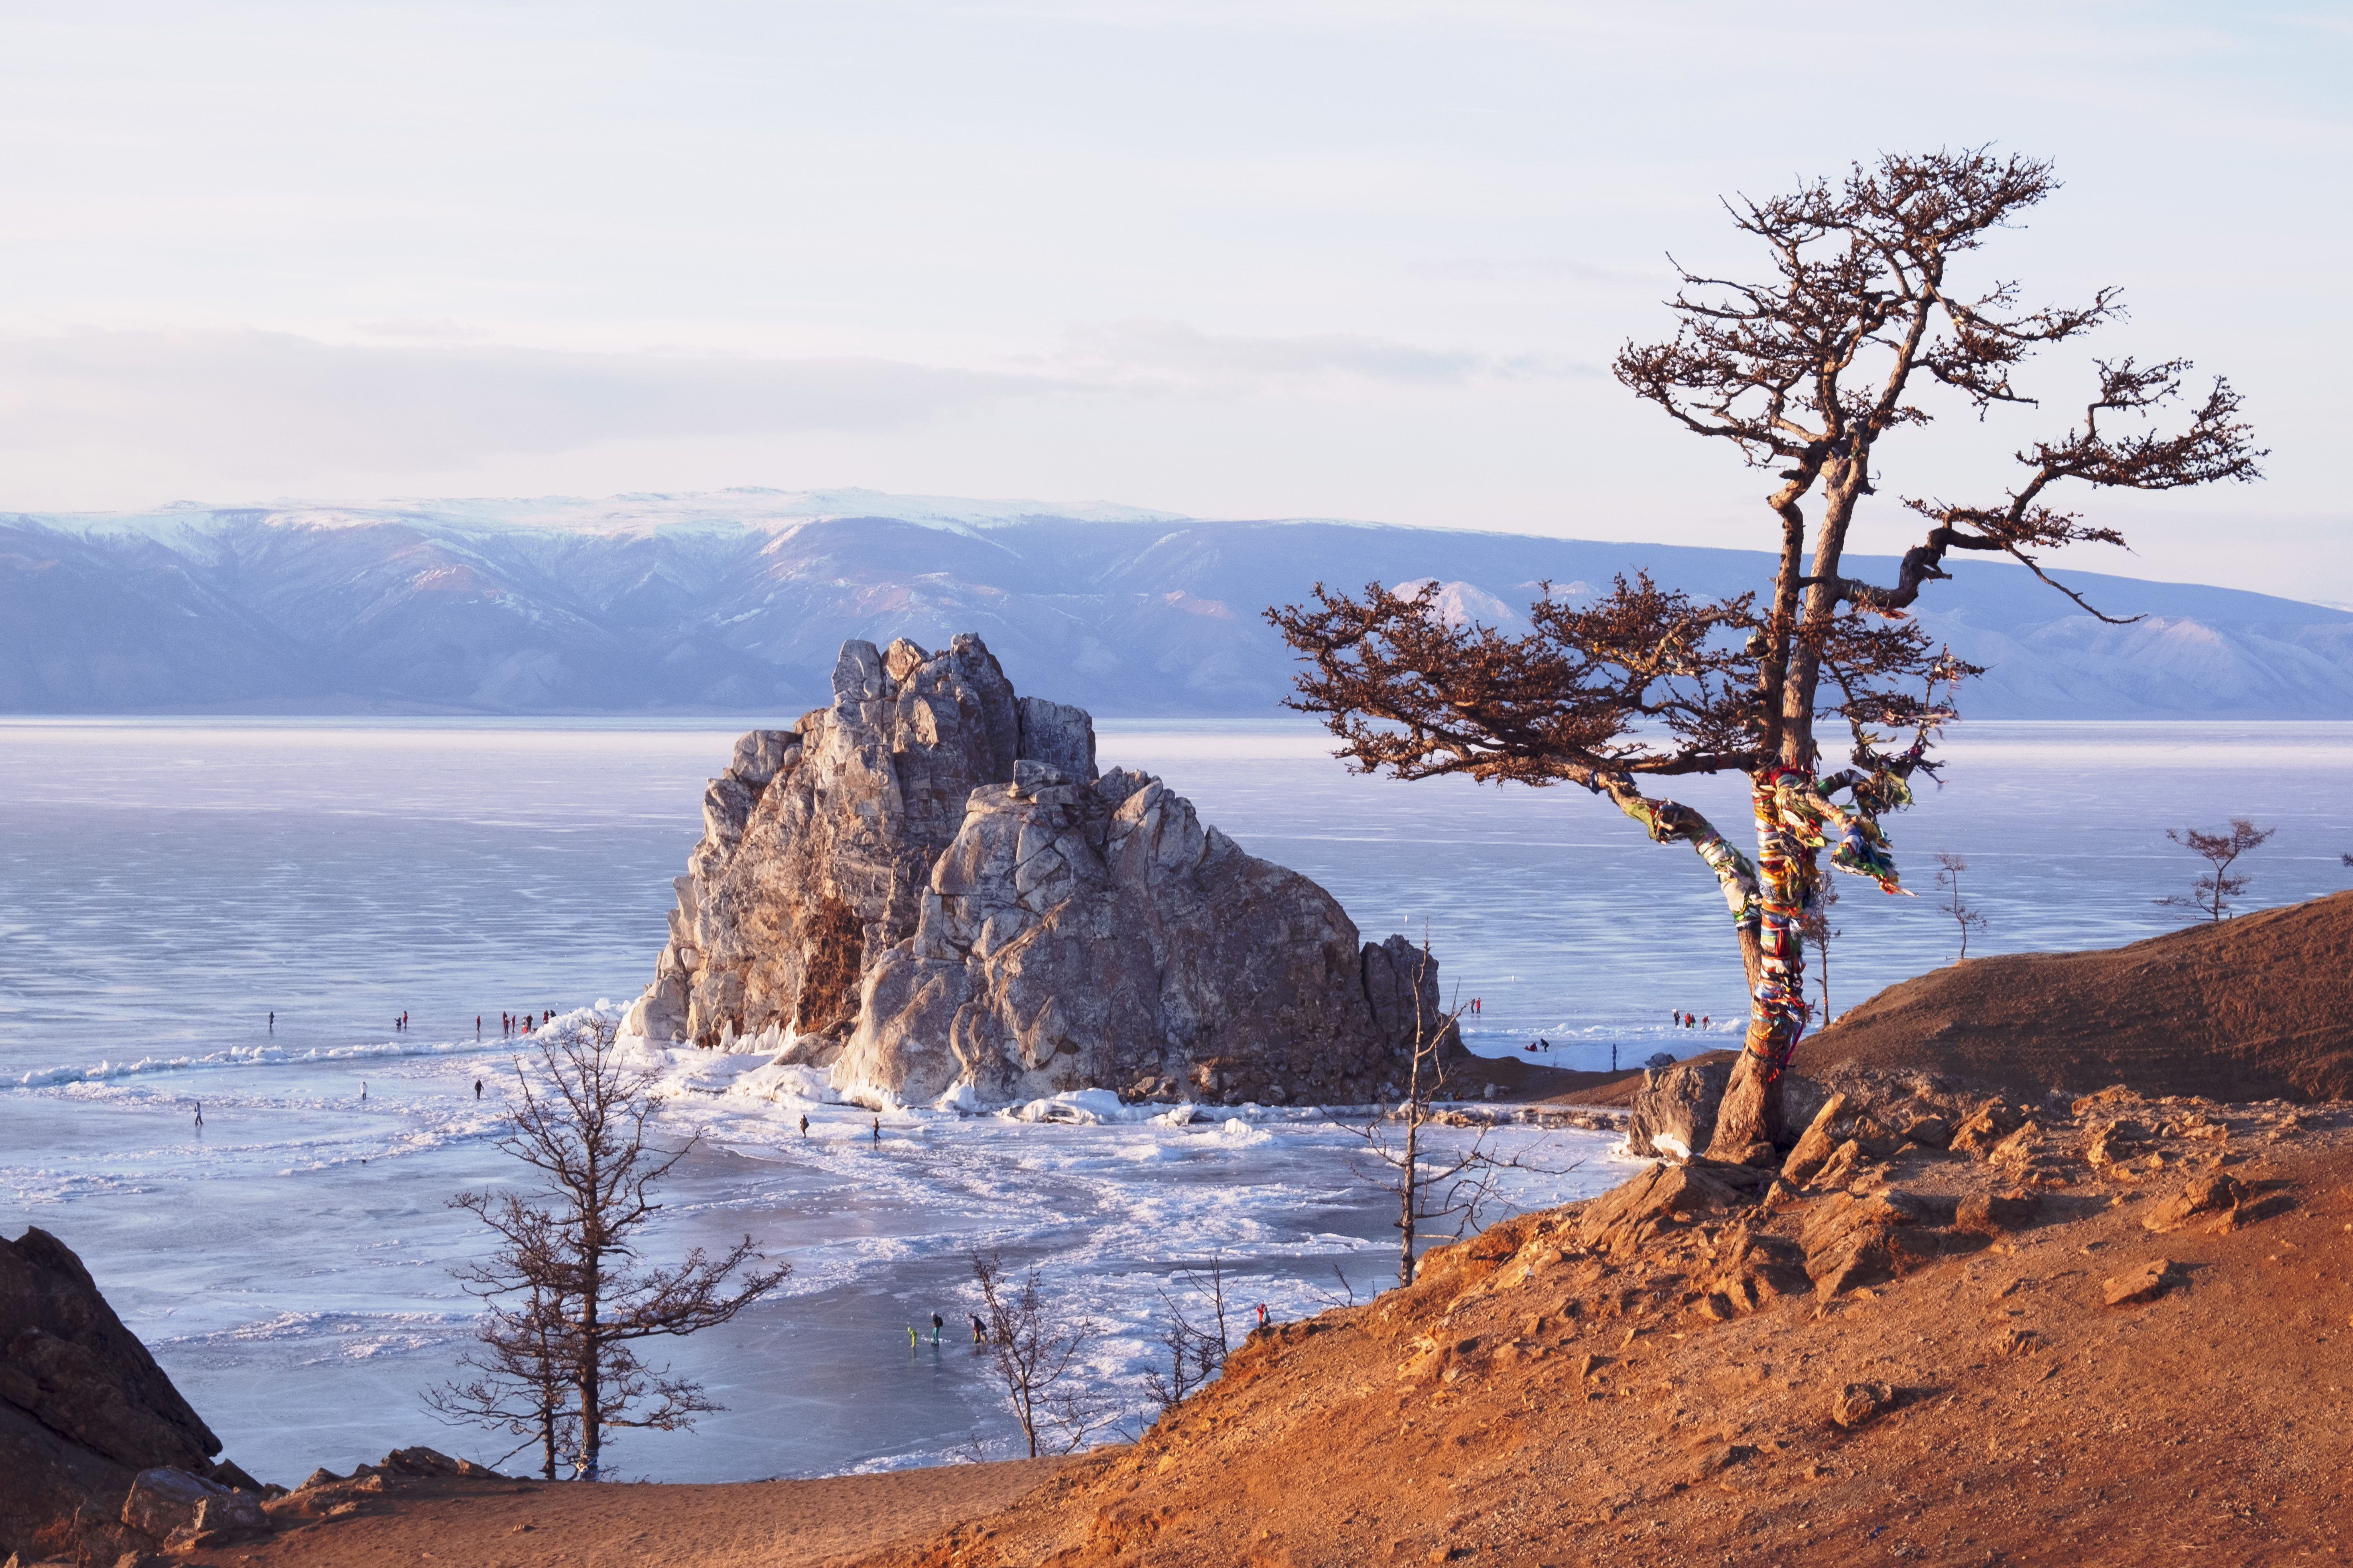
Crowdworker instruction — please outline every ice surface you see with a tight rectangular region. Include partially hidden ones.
[2,717,2349,1483]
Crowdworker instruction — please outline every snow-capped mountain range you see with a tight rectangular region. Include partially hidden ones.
[3,488,2347,718]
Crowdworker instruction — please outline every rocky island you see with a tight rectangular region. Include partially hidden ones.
[620,633,1453,1109]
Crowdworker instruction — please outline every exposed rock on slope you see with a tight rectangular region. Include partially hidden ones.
[1794,890,2353,1102]
[0,1227,268,1562]
[624,634,1447,1107]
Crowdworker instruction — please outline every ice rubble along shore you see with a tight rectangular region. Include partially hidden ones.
[619,633,1448,1110]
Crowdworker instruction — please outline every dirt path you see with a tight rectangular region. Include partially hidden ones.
[193,1456,1065,1568]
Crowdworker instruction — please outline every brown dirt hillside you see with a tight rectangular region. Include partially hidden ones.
[1794,890,2353,1102]
[845,1089,2353,1568]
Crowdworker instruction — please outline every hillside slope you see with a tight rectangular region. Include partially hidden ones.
[836,1092,2349,1568]
[1792,891,2353,1103]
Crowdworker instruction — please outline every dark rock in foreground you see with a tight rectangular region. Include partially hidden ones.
[0,1227,266,1563]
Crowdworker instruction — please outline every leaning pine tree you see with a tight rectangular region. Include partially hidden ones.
[1270,150,2261,1158]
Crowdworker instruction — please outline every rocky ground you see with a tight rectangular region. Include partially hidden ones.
[86,1081,2348,1568]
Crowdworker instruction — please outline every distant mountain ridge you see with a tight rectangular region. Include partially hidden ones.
[3,489,2347,718]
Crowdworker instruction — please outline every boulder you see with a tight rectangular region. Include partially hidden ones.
[2103,1259,2180,1306]
[1624,1057,1734,1160]
[1954,1189,2043,1235]
[1778,1093,1849,1185]
[1798,1190,1936,1297]
[380,1446,495,1480]
[1829,1382,1894,1428]
[0,1229,249,1564]
[2142,1173,2247,1233]
[2085,1119,2152,1167]
[1949,1099,2026,1157]
[120,1468,268,1552]
[624,634,1447,1107]
[1808,1138,1868,1190]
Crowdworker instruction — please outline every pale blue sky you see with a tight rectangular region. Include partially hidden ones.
[2,2,2344,597]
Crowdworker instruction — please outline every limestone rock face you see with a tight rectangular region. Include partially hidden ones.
[837,764,1429,1106]
[626,634,1031,1050]
[625,634,1444,1106]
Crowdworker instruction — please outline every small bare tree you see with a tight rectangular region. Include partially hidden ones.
[2157,819,2275,923]
[426,1195,581,1478]
[1345,937,1558,1288]
[1800,880,1843,1024]
[1142,1255,1234,1413]
[1932,852,1989,959]
[969,1250,1111,1458]
[438,1015,789,1479]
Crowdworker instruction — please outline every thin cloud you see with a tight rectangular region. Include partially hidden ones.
[0,327,1066,469]
[1057,317,1597,387]
[1417,256,1665,287]
[351,319,494,341]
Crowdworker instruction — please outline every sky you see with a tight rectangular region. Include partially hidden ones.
[1,1,2345,600]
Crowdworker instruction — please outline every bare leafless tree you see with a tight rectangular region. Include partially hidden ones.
[1269,149,2261,1158]
[2157,819,2276,923]
[1142,1253,1235,1413]
[1799,880,1843,1024]
[1932,852,1990,959]
[425,1195,581,1478]
[1345,937,1559,1287]
[969,1250,1111,1458]
[437,1015,788,1479]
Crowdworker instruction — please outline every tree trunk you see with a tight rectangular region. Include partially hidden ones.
[577,1258,601,1479]
[1704,778,1809,1160]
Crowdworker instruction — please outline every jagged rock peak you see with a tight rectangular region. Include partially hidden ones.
[623,634,1447,1108]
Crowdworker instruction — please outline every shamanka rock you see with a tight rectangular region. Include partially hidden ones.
[623,634,1451,1107]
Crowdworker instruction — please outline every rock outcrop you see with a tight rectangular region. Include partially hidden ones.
[1622,1056,1735,1159]
[623,634,1449,1107]
[0,1227,267,1564]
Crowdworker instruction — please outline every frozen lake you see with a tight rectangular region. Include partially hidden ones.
[2,716,2348,1483]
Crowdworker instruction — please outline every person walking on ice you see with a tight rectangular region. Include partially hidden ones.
[970,1312,986,1344]
[193,1101,202,1129]
[800,1113,809,1138]
[931,1312,944,1345]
